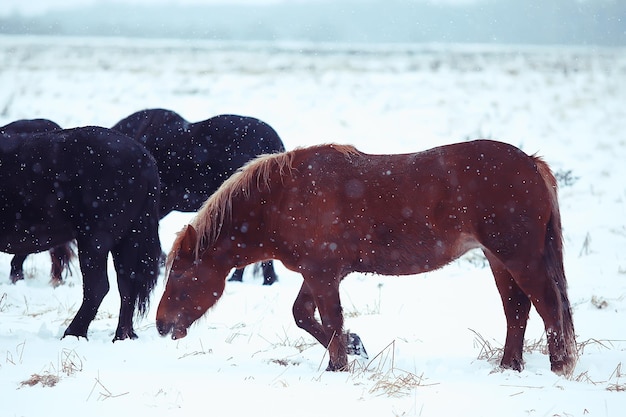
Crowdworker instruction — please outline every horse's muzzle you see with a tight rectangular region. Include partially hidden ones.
[156,320,188,340]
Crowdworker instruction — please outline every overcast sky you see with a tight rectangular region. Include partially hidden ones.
[2,0,481,17]
[1,0,621,46]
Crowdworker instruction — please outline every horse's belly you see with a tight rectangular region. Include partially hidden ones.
[351,234,480,276]
[353,251,439,276]
[0,222,75,254]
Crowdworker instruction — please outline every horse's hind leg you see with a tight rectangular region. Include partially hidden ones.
[9,254,27,283]
[488,242,576,376]
[485,252,532,372]
[63,246,110,339]
[509,262,576,376]
[111,248,139,341]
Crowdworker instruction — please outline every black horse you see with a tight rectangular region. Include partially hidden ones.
[1,118,61,135]
[1,119,73,286]
[0,126,162,340]
[112,108,285,285]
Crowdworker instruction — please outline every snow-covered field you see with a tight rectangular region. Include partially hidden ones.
[1,35,625,416]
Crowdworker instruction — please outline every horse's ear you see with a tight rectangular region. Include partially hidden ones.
[179,224,198,255]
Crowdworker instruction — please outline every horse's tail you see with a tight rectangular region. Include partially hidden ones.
[113,178,162,320]
[534,156,577,375]
[132,192,162,318]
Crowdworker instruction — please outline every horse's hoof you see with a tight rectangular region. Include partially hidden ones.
[49,277,64,288]
[10,273,24,284]
[113,328,138,342]
[550,357,576,377]
[62,330,88,341]
[326,360,349,372]
[346,332,368,359]
[500,356,524,372]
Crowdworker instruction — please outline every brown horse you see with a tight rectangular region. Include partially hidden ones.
[156,140,577,376]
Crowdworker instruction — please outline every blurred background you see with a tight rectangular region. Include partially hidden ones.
[1,0,624,46]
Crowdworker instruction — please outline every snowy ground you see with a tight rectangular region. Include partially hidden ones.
[1,35,625,416]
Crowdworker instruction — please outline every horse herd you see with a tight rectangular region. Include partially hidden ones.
[1,111,577,376]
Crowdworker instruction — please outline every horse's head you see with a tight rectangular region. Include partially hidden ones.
[156,224,227,339]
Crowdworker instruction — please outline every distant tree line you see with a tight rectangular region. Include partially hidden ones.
[0,0,624,46]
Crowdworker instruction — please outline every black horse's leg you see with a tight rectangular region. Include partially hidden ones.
[9,254,27,283]
[110,243,143,341]
[63,246,109,339]
[229,261,278,284]
[228,268,245,282]
[260,261,278,285]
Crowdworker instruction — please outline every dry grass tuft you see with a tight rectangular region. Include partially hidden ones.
[470,328,552,365]
[590,295,609,309]
[177,339,213,359]
[17,347,83,389]
[606,363,625,392]
[269,358,300,367]
[576,337,619,355]
[470,332,626,390]
[579,232,592,257]
[368,369,431,398]
[60,348,83,375]
[261,329,316,353]
[470,328,504,362]
[344,340,439,398]
[19,373,60,388]
[87,373,129,401]
[5,340,26,365]
[0,292,8,312]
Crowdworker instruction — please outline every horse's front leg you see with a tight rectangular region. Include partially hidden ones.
[292,281,328,344]
[293,278,347,371]
[315,280,348,371]
[63,246,110,339]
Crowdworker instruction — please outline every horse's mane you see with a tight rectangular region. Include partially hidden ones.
[166,143,360,265]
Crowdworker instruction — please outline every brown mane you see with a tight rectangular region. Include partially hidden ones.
[166,143,360,267]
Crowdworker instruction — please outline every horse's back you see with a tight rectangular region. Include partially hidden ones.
[199,114,285,152]
[1,118,61,137]
[113,109,284,215]
[269,141,553,274]
[111,108,185,142]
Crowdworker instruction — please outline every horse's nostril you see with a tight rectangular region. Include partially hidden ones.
[156,320,173,337]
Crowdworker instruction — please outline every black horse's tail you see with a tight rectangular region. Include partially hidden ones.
[112,180,162,321]
[131,190,162,318]
[535,156,577,376]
